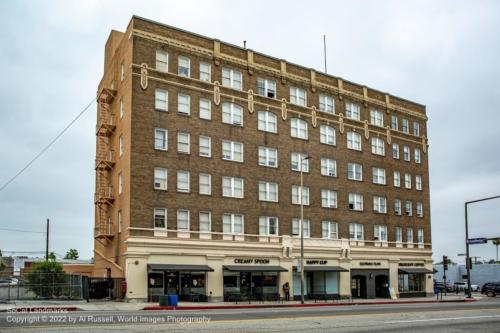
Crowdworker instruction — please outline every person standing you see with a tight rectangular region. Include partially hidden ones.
[283,282,290,301]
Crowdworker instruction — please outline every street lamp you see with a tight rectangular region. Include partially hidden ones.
[300,155,311,305]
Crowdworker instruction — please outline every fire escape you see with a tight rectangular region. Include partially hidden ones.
[94,88,116,242]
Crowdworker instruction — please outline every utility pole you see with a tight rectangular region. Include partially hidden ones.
[45,218,49,261]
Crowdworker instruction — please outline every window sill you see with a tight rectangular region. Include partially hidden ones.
[154,108,168,112]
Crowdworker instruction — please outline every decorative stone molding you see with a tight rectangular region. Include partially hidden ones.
[140,63,148,90]
[310,70,317,92]
[281,98,287,120]
[386,126,392,144]
[338,78,344,100]
[311,106,318,127]
[362,86,368,107]
[213,81,221,105]
[280,60,287,84]
[247,50,254,75]
[213,40,221,66]
[422,135,428,153]
[247,89,254,114]
[385,94,391,114]
[364,120,369,139]
[339,113,345,134]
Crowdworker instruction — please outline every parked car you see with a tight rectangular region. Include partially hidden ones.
[481,282,500,297]
[453,282,467,291]
[471,284,480,292]
[0,278,18,286]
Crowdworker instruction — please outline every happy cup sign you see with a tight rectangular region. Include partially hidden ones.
[306,260,328,265]
[234,258,270,264]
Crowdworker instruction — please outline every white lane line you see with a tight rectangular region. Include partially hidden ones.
[386,314,500,324]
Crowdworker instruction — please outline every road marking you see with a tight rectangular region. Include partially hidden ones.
[386,314,500,324]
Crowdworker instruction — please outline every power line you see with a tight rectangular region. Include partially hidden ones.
[0,227,45,234]
[0,96,96,193]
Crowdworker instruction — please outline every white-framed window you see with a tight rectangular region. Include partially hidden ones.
[403,145,410,161]
[321,189,338,208]
[392,144,400,159]
[120,97,124,119]
[118,172,123,194]
[391,115,398,131]
[374,225,388,241]
[199,62,211,82]
[222,177,244,198]
[154,208,167,229]
[373,196,387,213]
[289,86,307,106]
[117,209,122,233]
[257,78,276,98]
[222,102,243,126]
[155,89,168,111]
[348,163,363,181]
[349,223,364,240]
[291,152,309,172]
[345,102,360,120]
[258,111,277,133]
[371,137,385,156]
[322,221,338,239]
[416,175,423,191]
[347,131,362,151]
[199,98,211,120]
[413,122,420,136]
[417,228,424,244]
[402,119,409,134]
[394,171,401,187]
[405,201,413,216]
[199,173,211,195]
[156,50,169,72]
[396,227,402,243]
[258,146,278,168]
[177,170,190,193]
[414,148,421,164]
[404,173,412,189]
[119,134,124,156]
[348,193,364,211]
[259,216,278,236]
[407,228,413,243]
[154,167,167,190]
[199,211,211,232]
[199,136,211,158]
[154,128,167,150]
[292,218,310,237]
[223,213,244,234]
[319,94,334,114]
[321,158,337,177]
[320,125,336,145]
[290,118,308,140]
[177,93,190,115]
[394,199,402,215]
[372,167,386,185]
[177,209,190,231]
[120,62,125,81]
[222,67,243,90]
[370,109,384,127]
[292,185,309,205]
[178,56,190,77]
[177,132,190,154]
[222,140,243,162]
[416,202,423,217]
[259,181,278,202]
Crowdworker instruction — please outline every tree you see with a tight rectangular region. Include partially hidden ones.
[25,261,68,298]
[48,252,56,261]
[64,249,79,260]
[493,239,500,262]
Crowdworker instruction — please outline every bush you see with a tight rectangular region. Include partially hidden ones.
[25,261,68,298]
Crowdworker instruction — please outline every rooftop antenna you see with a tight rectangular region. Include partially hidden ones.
[323,35,327,73]
[243,40,247,49]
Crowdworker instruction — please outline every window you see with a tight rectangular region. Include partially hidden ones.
[407,228,413,243]
[391,115,398,130]
[156,50,169,72]
[258,111,277,133]
[199,173,211,195]
[374,225,388,241]
[392,144,400,159]
[117,210,122,233]
[373,196,387,213]
[370,109,384,127]
[348,163,363,181]
[178,56,190,77]
[321,158,337,177]
[120,97,124,119]
[154,167,167,190]
[404,173,412,189]
[177,209,190,231]
[199,62,211,82]
[199,136,211,158]
[320,125,336,145]
[223,214,244,234]
[292,185,309,205]
[394,199,402,215]
[292,218,310,237]
[289,87,307,106]
[348,193,363,211]
[119,135,124,156]
[322,221,338,239]
[154,208,167,229]
[371,137,385,156]
[257,78,276,98]
[177,132,190,154]
[154,129,167,150]
[199,211,211,232]
[198,98,211,120]
[222,103,243,126]
[402,119,409,134]
[396,227,402,242]
[258,147,278,168]
[413,122,420,136]
[416,202,423,217]
[349,223,363,240]
[347,131,362,151]
[403,145,410,161]
[414,148,421,164]
[290,118,308,140]
[394,171,401,187]
[319,94,334,114]
[259,182,278,202]
[259,216,278,236]
[372,167,386,185]
[291,153,309,172]
[118,172,123,194]
[222,67,242,90]
[222,177,244,198]
[177,93,190,115]
[345,102,360,120]
[417,228,424,244]
[405,201,413,216]
[222,140,243,162]
[416,175,423,191]
[120,62,125,81]
[177,170,190,192]
[321,189,338,208]
[155,89,168,111]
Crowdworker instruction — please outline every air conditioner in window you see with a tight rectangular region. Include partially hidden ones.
[349,203,354,209]
[395,210,400,215]
[222,154,231,159]
[154,182,161,188]
[328,172,336,177]
[267,92,275,98]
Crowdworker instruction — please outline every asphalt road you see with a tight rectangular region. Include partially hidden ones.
[1,298,500,332]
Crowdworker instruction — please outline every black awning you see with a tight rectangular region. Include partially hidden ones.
[223,265,288,272]
[398,268,433,274]
[293,266,349,272]
[148,264,214,272]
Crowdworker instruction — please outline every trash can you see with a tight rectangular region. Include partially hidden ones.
[159,295,169,306]
[168,294,178,307]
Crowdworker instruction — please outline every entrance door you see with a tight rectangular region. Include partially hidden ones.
[165,272,179,295]
[351,275,367,298]
[375,275,389,298]
[240,272,252,300]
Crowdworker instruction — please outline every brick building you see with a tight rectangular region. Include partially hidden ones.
[93,16,433,301]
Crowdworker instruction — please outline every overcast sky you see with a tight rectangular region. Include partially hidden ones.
[0,0,499,264]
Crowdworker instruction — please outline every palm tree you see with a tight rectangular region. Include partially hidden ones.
[493,239,500,262]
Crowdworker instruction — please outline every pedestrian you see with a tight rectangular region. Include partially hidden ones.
[283,282,290,301]
[434,286,440,300]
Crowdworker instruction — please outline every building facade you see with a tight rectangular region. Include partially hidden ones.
[93,16,433,302]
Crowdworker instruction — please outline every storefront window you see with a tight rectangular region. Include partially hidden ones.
[398,273,424,292]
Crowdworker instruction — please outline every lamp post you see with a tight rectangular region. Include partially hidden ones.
[300,156,311,305]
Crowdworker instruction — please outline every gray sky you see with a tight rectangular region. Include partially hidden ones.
[1,0,499,263]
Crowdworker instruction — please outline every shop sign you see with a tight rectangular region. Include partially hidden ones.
[399,263,424,267]
[306,260,328,265]
[234,258,270,264]
[359,262,381,266]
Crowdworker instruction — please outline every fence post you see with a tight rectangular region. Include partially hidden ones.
[7,283,10,301]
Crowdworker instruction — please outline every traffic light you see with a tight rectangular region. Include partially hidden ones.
[443,255,448,270]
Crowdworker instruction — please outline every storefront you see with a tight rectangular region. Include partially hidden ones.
[350,261,390,299]
[398,264,433,297]
[292,260,346,300]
